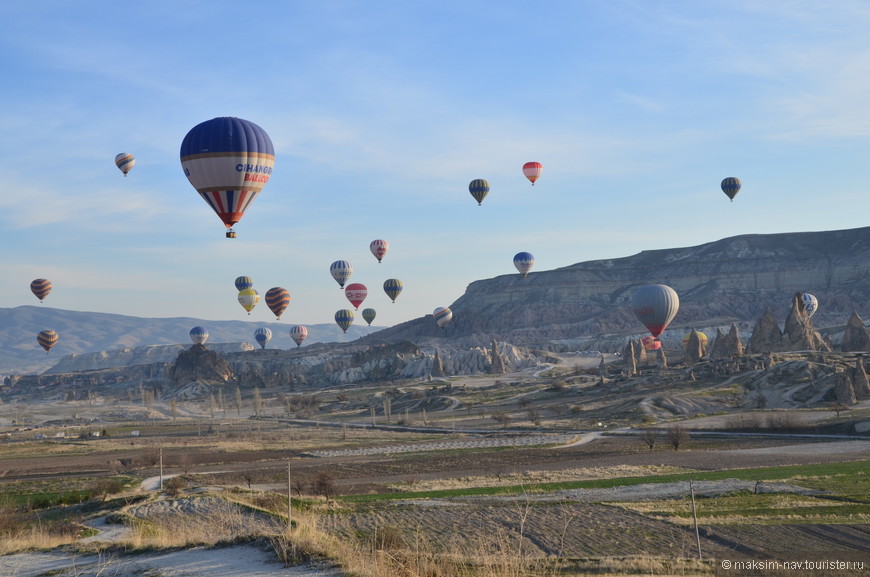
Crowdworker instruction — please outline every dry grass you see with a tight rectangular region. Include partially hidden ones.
[388,464,694,492]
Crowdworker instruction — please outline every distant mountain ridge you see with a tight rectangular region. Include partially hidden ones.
[5,226,870,376]
[0,306,381,375]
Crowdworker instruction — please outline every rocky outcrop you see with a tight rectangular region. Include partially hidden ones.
[841,312,870,352]
[783,293,830,352]
[835,372,857,405]
[747,308,782,354]
[853,357,870,400]
[490,339,506,374]
[684,329,704,365]
[167,345,234,388]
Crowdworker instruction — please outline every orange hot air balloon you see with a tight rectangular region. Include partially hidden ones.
[522,162,543,185]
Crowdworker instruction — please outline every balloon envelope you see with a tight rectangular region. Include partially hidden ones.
[115,153,135,176]
[344,283,368,310]
[631,284,680,338]
[522,162,543,185]
[37,330,58,353]
[189,326,208,345]
[180,117,275,232]
[681,330,709,348]
[335,309,355,333]
[383,278,403,302]
[254,327,272,349]
[802,293,819,318]
[721,177,741,201]
[237,288,260,314]
[234,276,253,291]
[289,324,308,347]
[30,279,52,302]
[469,179,489,205]
[330,260,353,288]
[265,287,290,319]
[433,306,453,329]
[513,252,534,277]
[369,239,389,263]
[362,307,377,325]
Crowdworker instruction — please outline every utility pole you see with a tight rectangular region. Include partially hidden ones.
[690,480,702,561]
[287,461,293,532]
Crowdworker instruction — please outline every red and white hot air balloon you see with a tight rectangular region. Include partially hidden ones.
[522,162,543,185]
[369,239,389,263]
[344,283,368,310]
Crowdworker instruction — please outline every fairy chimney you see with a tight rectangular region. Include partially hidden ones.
[841,311,870,352]
[853,357,870,400]
[747,307,782,354]
[783,292,830,351]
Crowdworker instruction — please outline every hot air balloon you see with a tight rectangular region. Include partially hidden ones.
[344,283,368,310]
[522,162,543,185]
[370,239,389,263]
[383,278,403,303]
[335,309,355,333]
[681,330,709,348]
[37,330,58,353]
[362,308,377,325]
[513,252,534,278]
[265,287,290,319]
[330,260,353,289]
[115,153,135,177]
[802,293,819,318]
[631,284,679,341]
[180,117,275,238]
[289,324,308,347]
[641,335,661,351]
[189,326,208,345]
[30,279,52,302]
[433,306,453,329]
[234,276,253,291]
[469,179,489,205]
[238,288,260,314]
[254,327,272,349]
[721,177,741,202]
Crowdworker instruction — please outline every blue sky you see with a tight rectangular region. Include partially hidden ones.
[2,1,870,330]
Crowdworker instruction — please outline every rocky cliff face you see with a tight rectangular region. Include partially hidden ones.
[368,227,870,348]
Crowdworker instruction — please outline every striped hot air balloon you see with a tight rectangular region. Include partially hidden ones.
[468,179,490,205]
[522,162,543,185]
[115,153,135,176]
[254,327,272,349]
[631,284,680,340]
[37,330,58,353]
[30,279,52,302]
[383,278,403,303]
[330,260,353,289]
[369,239,389,263]
[433,306,453,329]
[265,287,290,319]
[180,117,275,237]
[335,309,355,333]
[234,276,253,291]
[289,324,308,347]
[721,177,741,202]
[362,308,377,325]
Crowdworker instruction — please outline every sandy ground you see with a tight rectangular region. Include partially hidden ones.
[0,546,343,577]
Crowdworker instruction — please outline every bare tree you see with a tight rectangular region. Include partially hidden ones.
[667,424,689,451]
[313,471,336,500]
[640,427,659,451]
[491,412,510,429]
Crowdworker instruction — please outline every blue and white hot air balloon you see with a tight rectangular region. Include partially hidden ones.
[180,117,275,238]
[513,252,534,278]
[189,326,209,345]
[254,327,272,349]
[329,260,353,289]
